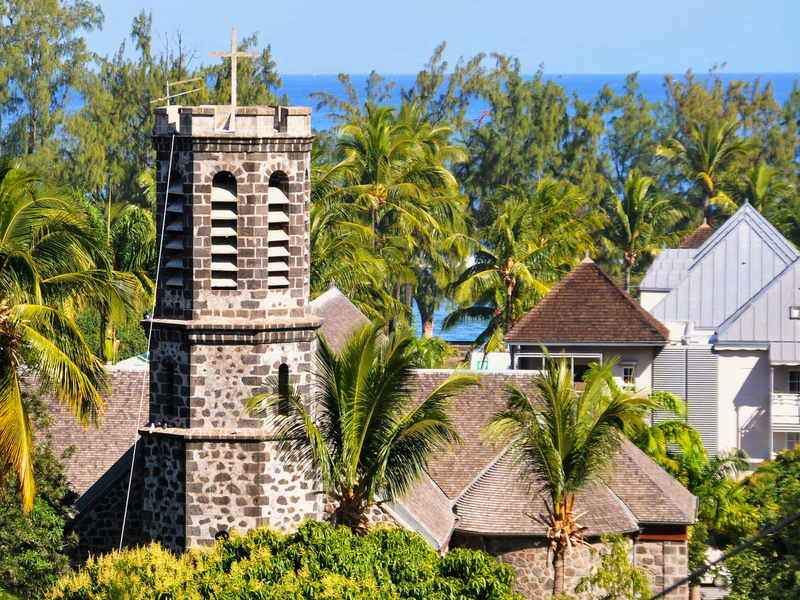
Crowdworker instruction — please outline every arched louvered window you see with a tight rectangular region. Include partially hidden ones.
[267,172,290,289]
[211,172,238,289]
[164,170,185,288]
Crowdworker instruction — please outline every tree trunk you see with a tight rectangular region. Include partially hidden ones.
[624,260,632,293]
[552,549,565,595]
[28,117,37,155]
[422,318,434,338]
[690,583,701,600]
[505,285,513,335]
[703,191,710,222]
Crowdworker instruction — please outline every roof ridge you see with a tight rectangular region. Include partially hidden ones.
[453,448,509,504]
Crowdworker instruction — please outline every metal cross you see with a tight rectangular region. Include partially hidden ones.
[209,28,259,129]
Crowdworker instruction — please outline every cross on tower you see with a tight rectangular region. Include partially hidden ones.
[209,28,259,130]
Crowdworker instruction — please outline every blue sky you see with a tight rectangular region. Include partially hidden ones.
[92,0,799,74]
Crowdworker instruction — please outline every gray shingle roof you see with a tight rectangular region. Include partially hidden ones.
[650,203,799,330]
[454,454,640,536]
[34,367,147,497]
[388,475,456,551]
[311,287,372,353]
[402,370,698,538]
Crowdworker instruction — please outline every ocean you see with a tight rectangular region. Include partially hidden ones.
[281,72,799,131]
[282,72,799,342]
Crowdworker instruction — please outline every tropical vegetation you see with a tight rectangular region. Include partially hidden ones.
[245,324,480,531]
[51,520,522,600]
[483,355,655,595]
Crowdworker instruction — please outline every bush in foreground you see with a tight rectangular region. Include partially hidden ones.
[51,520,522,600]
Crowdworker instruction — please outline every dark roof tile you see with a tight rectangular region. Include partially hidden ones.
[680,222,715,249]
[504,259,670,344]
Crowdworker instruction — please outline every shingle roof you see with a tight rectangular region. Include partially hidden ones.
[680,222,715,249]
[454,454,640,536]
[605,440,697,525]
[311,287,372,353]
[401,370,697,539]
[388,475,457,551]
[410,370,536,499]
[504,258,670,344]
[33,367,147,496]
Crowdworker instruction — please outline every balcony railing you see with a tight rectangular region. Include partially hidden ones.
[772,392,800,426]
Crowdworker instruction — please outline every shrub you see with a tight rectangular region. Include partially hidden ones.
[51,521,522,600]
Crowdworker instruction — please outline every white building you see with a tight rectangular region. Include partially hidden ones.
[641,202,800,463]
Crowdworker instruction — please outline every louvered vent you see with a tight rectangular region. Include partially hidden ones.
[211,173,238,290]
[267,176,290,289]
[163,177,185,288]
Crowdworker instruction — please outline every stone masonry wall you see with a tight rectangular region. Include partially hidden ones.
[152,137,313,322]
[637,540,689,600]
[188,338,314,430]
[184,439,319,548]
[141,435,186,553]
[451,534,689,600]
[68,457,145,563]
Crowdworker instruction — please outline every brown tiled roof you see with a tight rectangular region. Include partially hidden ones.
[454,455,640,536]
[679,222,715,249]
[32,367,147,496]
[410,370,536,499]
[604,440,697,525]
[311,287,372,353]
[504,258,670,344]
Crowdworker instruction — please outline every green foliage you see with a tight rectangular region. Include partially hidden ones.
[51,520,522,600]
[575,534,651,600]
[75,310,147,363]
[406,336,459,369]
[0,395,77,599]
[246,325,480,531]
[722,448,800,599]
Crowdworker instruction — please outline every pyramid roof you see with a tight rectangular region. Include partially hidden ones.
[505,258,670,345]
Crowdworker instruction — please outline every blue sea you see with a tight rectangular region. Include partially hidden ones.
[281,72,799,131]
[282,72,799,341]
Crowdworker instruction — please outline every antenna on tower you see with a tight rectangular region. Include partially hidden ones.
[150,77,203,105]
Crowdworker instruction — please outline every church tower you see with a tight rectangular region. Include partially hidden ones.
[140,101,321,551]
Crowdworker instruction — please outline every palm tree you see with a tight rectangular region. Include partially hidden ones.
[484,354,654,595]
[0,163,118,510]
[245,324,480,532]
[334,102,467,329]
[656,119,758,221]
[444,179,598,350]
[601,170,688,291]
[94,198,155,363]
[734,163,794,213]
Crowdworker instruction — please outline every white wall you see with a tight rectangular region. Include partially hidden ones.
[640,291,668,312]
[716,350,771,461]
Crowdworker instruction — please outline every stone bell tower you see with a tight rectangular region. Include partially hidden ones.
[140,100,322,552]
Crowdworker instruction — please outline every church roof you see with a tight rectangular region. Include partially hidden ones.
[504,258,670,345]
[404,370,698,538]
[716,257,800,363]
[310,287,372,353]
[454,454,640,536]
[679,221,715,249]
[649,203,800,330]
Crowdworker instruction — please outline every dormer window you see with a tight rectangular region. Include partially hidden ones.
[791,306,800,320]
[210,172,238,290]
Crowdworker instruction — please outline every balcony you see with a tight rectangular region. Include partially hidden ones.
[772,393,800,428]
